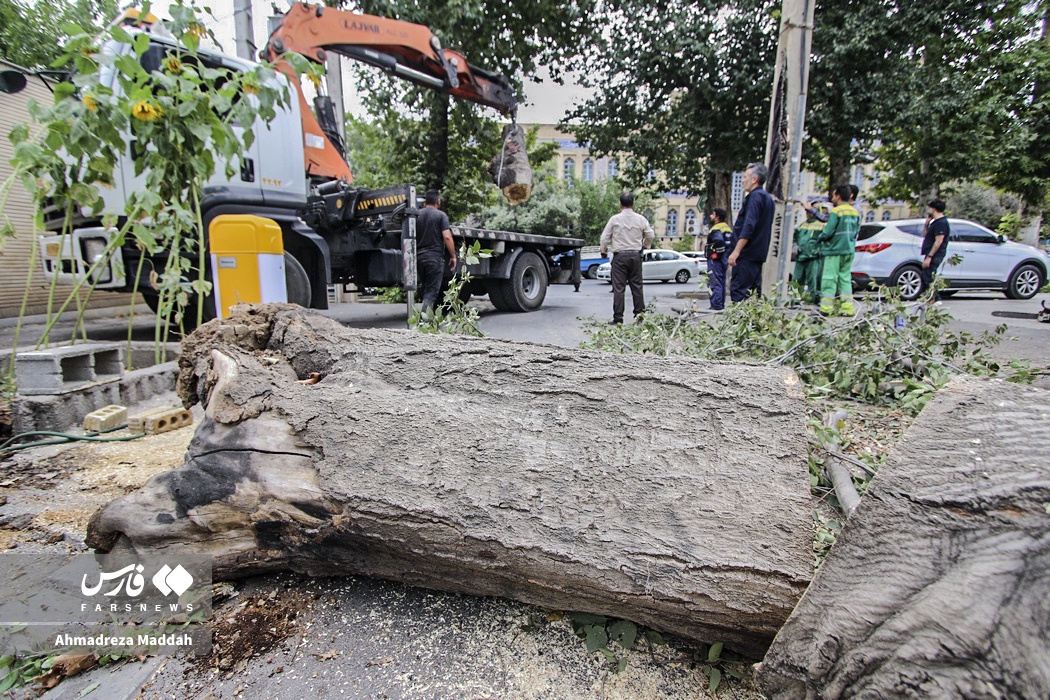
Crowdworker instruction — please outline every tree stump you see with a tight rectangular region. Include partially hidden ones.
[87,304,812,658]
[756,376,1050,698]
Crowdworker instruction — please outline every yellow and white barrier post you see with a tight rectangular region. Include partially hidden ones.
[209,214,287,319]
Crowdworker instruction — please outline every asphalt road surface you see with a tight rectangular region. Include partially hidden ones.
[1,279,1047,369]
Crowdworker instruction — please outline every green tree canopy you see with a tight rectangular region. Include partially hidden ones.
[346,0,598,221]
[564,0,778,211]
[0,0,117,69]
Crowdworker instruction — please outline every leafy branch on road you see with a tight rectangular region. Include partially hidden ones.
[582,287,1031,414]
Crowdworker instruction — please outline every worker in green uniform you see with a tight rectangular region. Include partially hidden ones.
[818,184,861,316]
[793,203,827,304]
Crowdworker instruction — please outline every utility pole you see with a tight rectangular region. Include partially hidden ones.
[327,55,346,143]
[762,0,816,302]
[233,0,255,61]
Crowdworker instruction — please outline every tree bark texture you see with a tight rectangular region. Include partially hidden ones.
[756,376,1050,698]
[86,304,813,658]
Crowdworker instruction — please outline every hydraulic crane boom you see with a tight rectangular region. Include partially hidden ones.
[265,2,518,182]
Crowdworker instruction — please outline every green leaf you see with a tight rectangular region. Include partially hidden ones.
[133,33,151,58]
[708,666,722,693]
[584,625,608,653]
[608,620,637,650]
[54,81,76,101]
[572,612,607,627]
[80,681,101,696]
[0,671,17,692]
[644,629,666,646]
[707,641,723,663]
[110,26,133,44]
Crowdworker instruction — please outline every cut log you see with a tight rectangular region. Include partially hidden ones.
[86,304,812,658]
[757,376,1050,698]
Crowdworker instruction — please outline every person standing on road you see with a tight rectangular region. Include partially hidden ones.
[416,189,458,315]
[728,162,775,302]
[920,199,950,300]
[705,208,733,311]
[817,184,861,316]
[792,204,827,304]
[600,192,655,324]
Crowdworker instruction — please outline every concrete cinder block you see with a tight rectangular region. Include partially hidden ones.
[129,406,193,435]
[15,343,125,395]
[83,404,128,432]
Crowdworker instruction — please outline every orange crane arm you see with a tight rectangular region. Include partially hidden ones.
[265,2,518,182]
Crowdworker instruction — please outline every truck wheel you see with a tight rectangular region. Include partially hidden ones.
[586,264,600,279]
[487,281,513,311]
[284,252,312,307]
[503,252,548,312]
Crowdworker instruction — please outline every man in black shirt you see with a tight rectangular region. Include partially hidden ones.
[416,189,458,314]
[921,199,950,300]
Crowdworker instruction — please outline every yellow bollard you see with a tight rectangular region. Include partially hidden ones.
[209,215,287,319]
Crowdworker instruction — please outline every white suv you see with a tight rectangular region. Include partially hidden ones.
[851,218,1049,300]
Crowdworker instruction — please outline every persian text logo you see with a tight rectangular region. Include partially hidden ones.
[81,564,146,597]
[153,565,194,597]
[80,563,194,598]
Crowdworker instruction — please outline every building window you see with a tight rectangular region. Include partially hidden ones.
[607,158,618,177]
[684,209,698,236]
[882,210,892,221]
[563,157,575,181]
[666,209,679,238]
[852,166,865,191]
[582,158,594,182]
[731,172,744,212]
[865,210,875,222]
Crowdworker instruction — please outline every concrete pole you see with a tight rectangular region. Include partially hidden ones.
[762,0,816,302]
[233,0,255,61]
[326,55,347,142]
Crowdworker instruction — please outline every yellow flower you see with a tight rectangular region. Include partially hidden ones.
[186,23,206,39]
[165,57,182,73]
[131,100,163,122]
[83,95,97,112]
[242,80,259,96]
[308,73,321,89]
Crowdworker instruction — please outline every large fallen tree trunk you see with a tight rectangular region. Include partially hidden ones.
[757,376,1050,698]
[87,304,812,658]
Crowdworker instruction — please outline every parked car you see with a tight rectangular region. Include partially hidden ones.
[680,250,706,263]
[851,218,1050,300]
[596,250,701,283]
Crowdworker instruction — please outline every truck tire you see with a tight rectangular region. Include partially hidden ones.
[486,281,513,311]
[585,263,601,279]
[284,252,312,307]
[501,251,548,312]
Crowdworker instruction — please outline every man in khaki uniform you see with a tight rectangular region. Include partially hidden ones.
[600,192,655,324]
